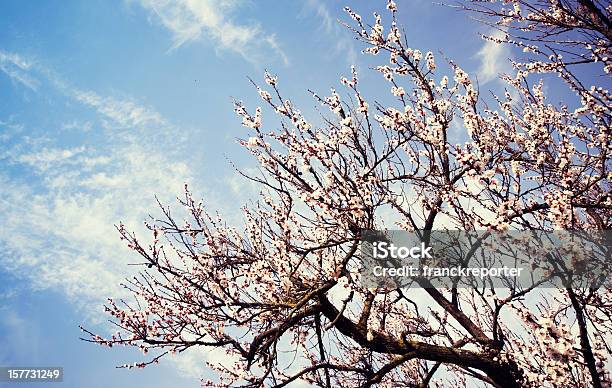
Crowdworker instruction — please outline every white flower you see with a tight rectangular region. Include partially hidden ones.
[253,107,262,128]
[440,76,448,88]
[426,51,436,71]
[258,89,272,102]
[510,161,522,175]
[264,71,277,86]
[391,86,405,96]
[454,67,470,85]
[247,137,259,148]
[340,116,353,126]
[413,50,422,62]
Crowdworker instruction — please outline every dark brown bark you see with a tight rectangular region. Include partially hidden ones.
[567,287,603,388]
[318,294,523,388]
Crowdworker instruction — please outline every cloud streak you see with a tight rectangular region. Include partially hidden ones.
[0,54,194,309]
[0,51,39,90]
[302,0,358,66]
[475,29,512,84]
[137,0,289,65]
[0,50,251,377]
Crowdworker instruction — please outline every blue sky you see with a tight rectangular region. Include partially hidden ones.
[0,1,515,386]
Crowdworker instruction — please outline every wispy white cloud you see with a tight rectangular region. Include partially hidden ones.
[0,132,192,311]
[16,146,87,172]
[225,166,260,201]
[307,0,333,32]
[61,120,93,132]
[136,0,289,65]
[0,55,193,310]
[70,88,189,149]
[0,52,240,376]
[0,135,235,375]
[0,118,25,142]
[0,50,39,90]
[302,0,358,66]
[475,29,512,84]
[264,34,289,67]
[74,90,166,129]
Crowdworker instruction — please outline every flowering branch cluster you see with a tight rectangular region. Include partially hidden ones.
[83,1,610,387]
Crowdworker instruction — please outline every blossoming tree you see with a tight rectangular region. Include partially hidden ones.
[83,1,610,387]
